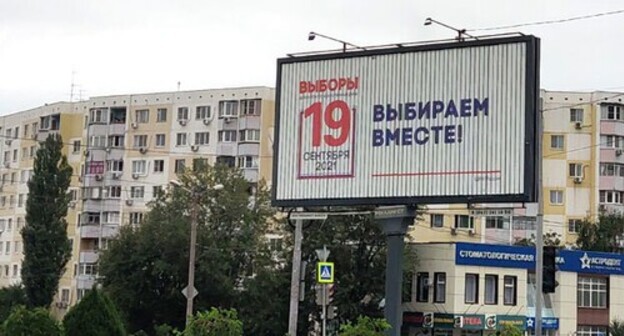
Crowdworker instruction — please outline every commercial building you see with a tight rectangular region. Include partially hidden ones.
[411,90,624,249]
[0,87,275,313]
[402,242,624,336]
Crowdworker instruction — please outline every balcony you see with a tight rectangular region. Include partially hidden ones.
[238,115,260,129]
[216,142,237,156]
[600,203,624,214]
[238,143,260,156]
[79,224,120,239]
[76,275,96,290]
[79,250,99,264]
[242,167,259,182]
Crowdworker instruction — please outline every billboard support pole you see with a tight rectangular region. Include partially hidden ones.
[376,206,416,336]
[535,104,544,336]
[288,219,303,336]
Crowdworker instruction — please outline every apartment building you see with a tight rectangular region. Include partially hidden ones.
[411,90,624,249]
[402,242,624,336]
[0,86,275,313]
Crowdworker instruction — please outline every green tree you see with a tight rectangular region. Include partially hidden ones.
[514,231,563,247]
[21,134,73,308]
[183,308,242,336]
[63,288,126,336]
[497,324,523,336]
[99,164,273,334]
[576,214,624,253]
[2,305,62,336]
[611,319,624,336]
[0,285,27,322]
[338,316,390,336]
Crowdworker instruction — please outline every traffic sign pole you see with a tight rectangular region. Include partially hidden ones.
[322,284,327,336]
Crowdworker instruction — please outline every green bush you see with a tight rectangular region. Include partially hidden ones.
[183,308,243,336]
[62,289,126,336]
[339,316,390,336]
[2,305,62,336]
[0,285,27,323]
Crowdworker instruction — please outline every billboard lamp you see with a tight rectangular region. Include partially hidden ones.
[308,31,366,52]
[424,17,477,42]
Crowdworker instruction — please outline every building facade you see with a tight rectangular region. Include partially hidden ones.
[402,242,624,336]
[410,90,624,250]
[0,86,275,313]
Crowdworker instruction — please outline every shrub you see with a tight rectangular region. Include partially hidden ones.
[2,305,62,336]
[183,308,243,336]
[63,289,125,336]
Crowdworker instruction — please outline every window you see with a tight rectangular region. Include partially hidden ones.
[218,130,237,142]
[155,134,165,147]
[14,127,18,138]
[7,219,12,232]
[156,108,167,122]
[133,135,148,148]
[29,146,35,157]
[153,186,164,198]
[219,100,238,117]
[570,108,584,122]
[196,106,211,120]
[12,149,17,161]
[79,263,98,276]
[12,264,18,277]
[238,156,258,168]
[21,147,27,160]
[135,109,149,123]
[217,156,236,168]
[18,194,24,207]
[193,158,208,172]
[129,212,144,225]
[154,160,164,173]
[175,159,186,174]
[61,289,70,303]
[107,160,124,172]
[239,129,260,142]
[602,104,622,120]
[485,217,508,229]
[484,274,498,304]
[549,190,564,205]
[430,214,444,228]
[83,212,101,225]
[550,135,564,149]
[176,133,187,146]
[0,242,3,255]
[416,272,429,302]
[177,107,189,121]
[73,140,81,154]
[108,135,125,148]
[434,273,446,303]
[241,99,261,115]
[87,161,105,175]
[101,212,120,225]
[195,132,210,145]
[130,186,145,199]
[5,242,10,254]
[577,276,607,308]
[465,273,479,304]
[132,160,147,175]
[454,215,474,229]
[504,276,517,305]
[569,163,583,178]
[599,190,622,204]
[107,186,122,198]
[568,219,582,233]
[89,108,107,123]
[601,135,622,148]
[23,124,29,137]
[576,326,608,336]
[10,173,15,184]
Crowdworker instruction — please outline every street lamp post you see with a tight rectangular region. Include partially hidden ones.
[169,180,223,325]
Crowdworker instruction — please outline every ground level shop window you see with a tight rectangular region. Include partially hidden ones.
[576,326,608,336]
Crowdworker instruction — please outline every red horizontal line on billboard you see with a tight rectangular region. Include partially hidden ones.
[371,170,501,177]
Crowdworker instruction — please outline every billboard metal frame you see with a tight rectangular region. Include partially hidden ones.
[272,35,540,207]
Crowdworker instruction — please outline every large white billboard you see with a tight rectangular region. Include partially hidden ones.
[272,36,540,207]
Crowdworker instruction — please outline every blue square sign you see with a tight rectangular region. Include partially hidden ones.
[317,262,334,284]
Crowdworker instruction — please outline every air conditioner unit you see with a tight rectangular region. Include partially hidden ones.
[573,176,583,184]
[139,147,148,154]
[112,172,121,180]
[191,145,199,152]
[179,119,188,126]
[574,122,582,130]
[450,228,457,235]
[616,149,623,156]
[203,118,212,125]
[132,173,140,180]
[105,147,112,153]
[95,174,103,181]
[468,229,475,236]
[131,122,138,129]
[224,117,232,123]
[126,199,134,206]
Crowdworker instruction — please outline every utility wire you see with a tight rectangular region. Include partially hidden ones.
[468,9,624,32]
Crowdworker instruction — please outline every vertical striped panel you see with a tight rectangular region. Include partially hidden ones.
[275,40,534,205]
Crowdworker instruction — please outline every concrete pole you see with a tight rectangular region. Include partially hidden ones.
[535,107,544,336]
[288,219,304,336]
[186,193,199,325]
[377,206,416,336]
[322,284,327,336]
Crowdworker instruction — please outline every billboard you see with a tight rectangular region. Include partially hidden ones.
[272,36,540,207]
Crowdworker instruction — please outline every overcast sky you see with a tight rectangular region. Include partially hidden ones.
[1,0,623,115]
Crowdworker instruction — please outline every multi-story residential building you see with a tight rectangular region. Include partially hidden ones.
[402,242,624,336]
[0,86,275,313]
[411,90,624,249]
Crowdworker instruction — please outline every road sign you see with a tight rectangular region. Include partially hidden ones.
[181,285,198,299]
[317,262,334,284]
[315,247,330,262]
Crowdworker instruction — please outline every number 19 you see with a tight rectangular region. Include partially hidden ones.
[303,100,351,147]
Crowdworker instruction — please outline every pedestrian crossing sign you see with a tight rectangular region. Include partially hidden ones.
[317,262,334,284]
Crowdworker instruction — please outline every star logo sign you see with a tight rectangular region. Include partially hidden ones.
[526,318,534,328]
[580,253,591,269]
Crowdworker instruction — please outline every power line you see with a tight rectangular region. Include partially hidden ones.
[468,9,624,32]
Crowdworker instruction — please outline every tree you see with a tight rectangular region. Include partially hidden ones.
[497,324,523,336]
[611,319,624,336]
[183,308,243,336]
[63,288,126,336]
[0,285,27,323]
[576,214,624,253]
[2,306,62,336]
[99,164,273,334]
[514,231,563,247]
[21,134,73,308]
[338,316,390,336]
